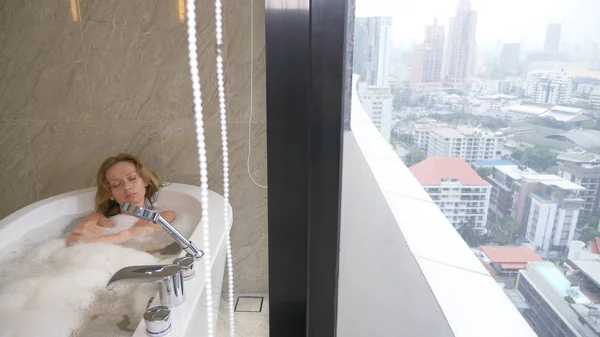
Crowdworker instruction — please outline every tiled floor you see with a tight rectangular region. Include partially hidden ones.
[217,294,269,337]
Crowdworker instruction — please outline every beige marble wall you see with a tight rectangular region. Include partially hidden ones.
[0,0,268,293]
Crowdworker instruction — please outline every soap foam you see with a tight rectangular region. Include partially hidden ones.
[0,210,198,337]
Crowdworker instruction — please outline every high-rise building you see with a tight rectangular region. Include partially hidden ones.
[499,43,520,74]
[354,17,393,87]
[410,157,491,232]
[444,0,478,87]
[411,19,445,89]
[357,84,393,142]
[509,174,584,252]
[426,126,503,163]
[487,165,537,224]
[543,23,562,57]
[532,71,572,105]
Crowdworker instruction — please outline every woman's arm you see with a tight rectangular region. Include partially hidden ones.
[66,213,113,246]
[81,211,177,245]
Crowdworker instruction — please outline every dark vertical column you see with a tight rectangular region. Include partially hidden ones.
[265,0,349,335]
[265,1,311,336]
[306,0,348,336]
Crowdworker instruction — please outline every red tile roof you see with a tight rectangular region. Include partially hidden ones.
[479,246,542,271]
[409,157,490,186]
[590,238,600,254]
[499,262,528,270]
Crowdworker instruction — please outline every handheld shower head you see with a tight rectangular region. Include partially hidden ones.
[121,202,204,260]
[121,202,160,223]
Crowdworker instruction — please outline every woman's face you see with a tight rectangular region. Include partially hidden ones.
[105,161,147,207]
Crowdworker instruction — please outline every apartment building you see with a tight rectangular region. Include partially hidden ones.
[517,262,600,337]
[426,126,504,163]
[558,160,600,215]
[531,71,572,105]
[358,84,393,142]
[518,174,584,252]
[487,165,537,224]
[410,157,491,233]
[590,90,600,110]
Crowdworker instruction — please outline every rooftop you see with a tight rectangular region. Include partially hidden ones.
[480,246,543,270]
[521,174,586,190]
[409,157,490,187]
[547,130,600,152]
[495,165,537,180]
[473,160,514,168]
[557,152,600,164]
[430,126,499,138]
[540,107,593,122]
[551,106,584,114]
[503,105,549,115]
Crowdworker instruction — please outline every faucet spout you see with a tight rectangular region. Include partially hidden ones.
[106,264,182,290]
[107,263,186,307]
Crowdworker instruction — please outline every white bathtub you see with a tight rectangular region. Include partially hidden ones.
[0,183,231,337]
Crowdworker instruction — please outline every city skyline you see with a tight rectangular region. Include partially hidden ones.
[355,0,600,51]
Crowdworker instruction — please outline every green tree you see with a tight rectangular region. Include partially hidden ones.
[482,118,508,130]
[577,215,600,230]
[529,117,572,130]
[520,146,558,172]
[580,226,600,243]
[404,149,427,167]
[500,216,519,241]
[511,150,523,161]
[397,134,415,146]
[476,167,492,179]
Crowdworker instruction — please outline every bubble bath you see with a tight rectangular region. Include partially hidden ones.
[0,197,198,336]
[0,185,229,337]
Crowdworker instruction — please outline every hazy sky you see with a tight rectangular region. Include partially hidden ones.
[356,0,600,51]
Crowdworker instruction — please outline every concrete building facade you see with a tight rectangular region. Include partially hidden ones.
[410,157,492,233]
[426,126,503,163]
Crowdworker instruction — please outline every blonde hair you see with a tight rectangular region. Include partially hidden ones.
[95,153,163,217]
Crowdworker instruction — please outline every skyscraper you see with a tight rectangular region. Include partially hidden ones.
[411,19,445,89]
[543,23,562,57]
[444,0,478,87]
[353,16,393,87]
[499,43,520,74]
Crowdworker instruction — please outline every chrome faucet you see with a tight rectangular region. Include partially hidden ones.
[107,257,194,307]
[121,202,204,260]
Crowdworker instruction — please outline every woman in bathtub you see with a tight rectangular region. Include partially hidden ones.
[66,153,176,248]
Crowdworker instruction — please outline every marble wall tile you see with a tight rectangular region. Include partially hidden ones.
[80,2,219,122]
[251,0,267,125]
[0,0,85,120]
[207,122,268,293]
[81,0,180,30]
[28,121,163,199]
[0,121,37,220]
[161,120,201,186]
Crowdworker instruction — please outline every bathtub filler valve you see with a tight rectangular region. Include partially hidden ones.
[107,263,186,307]
[121,202,204,260]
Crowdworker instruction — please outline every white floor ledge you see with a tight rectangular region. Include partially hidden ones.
[336,75,536,337]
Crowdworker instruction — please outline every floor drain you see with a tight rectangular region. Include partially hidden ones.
[234,296,264,312]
